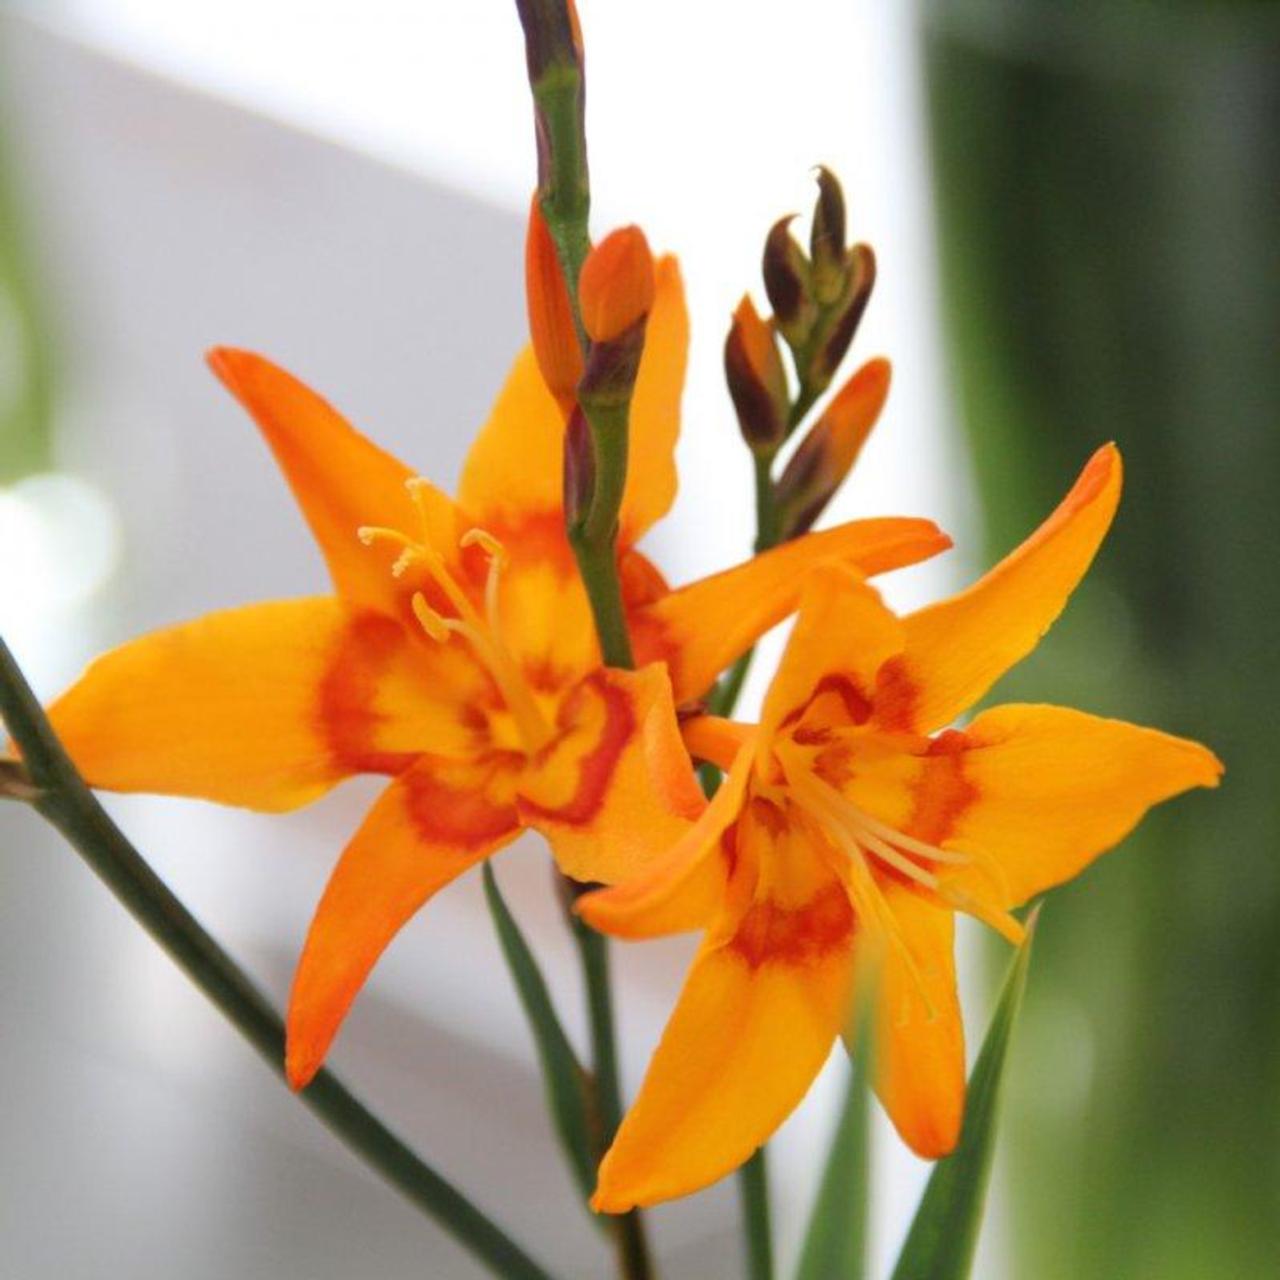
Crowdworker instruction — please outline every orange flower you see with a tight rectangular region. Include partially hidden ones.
[46,255,948,1091]
[579,444,1222,1212]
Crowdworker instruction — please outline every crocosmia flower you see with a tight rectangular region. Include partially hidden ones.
[46,254,947,1089]
[580,444,1222,1211]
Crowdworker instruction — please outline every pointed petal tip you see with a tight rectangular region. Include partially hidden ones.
[284,1043,320,1093]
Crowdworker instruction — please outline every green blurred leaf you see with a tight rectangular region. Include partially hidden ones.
[482,861,598,1206]
[890,911,1039,1280]
[794,984,875,1280]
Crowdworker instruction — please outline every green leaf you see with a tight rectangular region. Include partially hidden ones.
[794,978,874,1280]
[890,911,1039,1280]
[482,861,597,1206]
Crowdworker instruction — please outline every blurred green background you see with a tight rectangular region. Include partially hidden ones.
[922,1,1279,1276]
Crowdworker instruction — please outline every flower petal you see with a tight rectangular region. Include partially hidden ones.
[519,665,705,885]
[286,757,520,1088]
[890,444,1122,733]
[458,255,688,541]
[208,349,465,617]
[759,566,904,747]
[632,517,950,704]
[864,884,965,1160]
[592,828,855,1212]
[941,703,1223,908]
[619,255,688,542]
[576,740,754,939]
[45,599,473,811]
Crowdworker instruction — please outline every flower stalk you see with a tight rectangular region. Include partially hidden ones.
[514,3,652,1275]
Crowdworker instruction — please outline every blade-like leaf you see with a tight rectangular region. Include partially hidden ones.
[795,972,875,1280]
[890,911,1039,1280]
[482,861,597,1205]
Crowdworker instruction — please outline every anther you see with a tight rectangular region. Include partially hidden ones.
[411,593,451,643]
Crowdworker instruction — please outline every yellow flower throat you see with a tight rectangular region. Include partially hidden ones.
[358,478,554,755]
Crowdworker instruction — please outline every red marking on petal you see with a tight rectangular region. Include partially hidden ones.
[318,612,421,776]
[403,757,521,849]
[729,880,855,969]
[909,733,979,845]
[520,671,637,827]
[874,656,920,732]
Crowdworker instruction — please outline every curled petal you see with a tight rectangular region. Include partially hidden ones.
[577,739,755,939]
[519,665,704,886]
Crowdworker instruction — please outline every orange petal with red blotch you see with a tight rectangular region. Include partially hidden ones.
[938,702,1223,908]
[758,565,904,749]
[286,758,520,1088]
[519,664,705,886]
[577,739,754,939]
[632,517,949,704]
[592,833,856,1211]
[45,598,470,812]
[890,444,1122,734]
[208,349,464,618]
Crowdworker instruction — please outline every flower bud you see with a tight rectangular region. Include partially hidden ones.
[525,195,583,413]
[578,226,655,344]
[762,216,816,349]
[805,243,876,395]
[776,357,890,537]
[724,295,789,453]
[809,166,848,305]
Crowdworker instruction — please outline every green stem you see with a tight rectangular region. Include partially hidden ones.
[515,6,653,1276]
[753,452,780,553]
[738,1148,775,1280]
[0,638,554,1280]
[570,914,650,1280]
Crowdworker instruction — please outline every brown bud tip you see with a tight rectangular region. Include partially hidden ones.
[526,195,583,412]
[763,215,815,349]
[579,226,655,344]
[809,243,877,391]
[724,295,789,452]
[810,166,849,304]
[777,357,891,536]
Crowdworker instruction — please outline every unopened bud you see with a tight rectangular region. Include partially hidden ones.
[762,216,816,349]
[806,243,876,395]
[809,167,848,305]
[578,226,655,344]
[776,357,891,537]
[724,295,789,453]
[562,404,596,530]
[526,195,583,413]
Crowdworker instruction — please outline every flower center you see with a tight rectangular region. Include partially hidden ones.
[776,746,1024,999]
[358,479,555,755]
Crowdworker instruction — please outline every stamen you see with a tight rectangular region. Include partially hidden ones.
[411,593,451,643]
[359,503,553,756]
[462,528,508,638]
[791,801,938,1022]
[788,762,1025,949]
